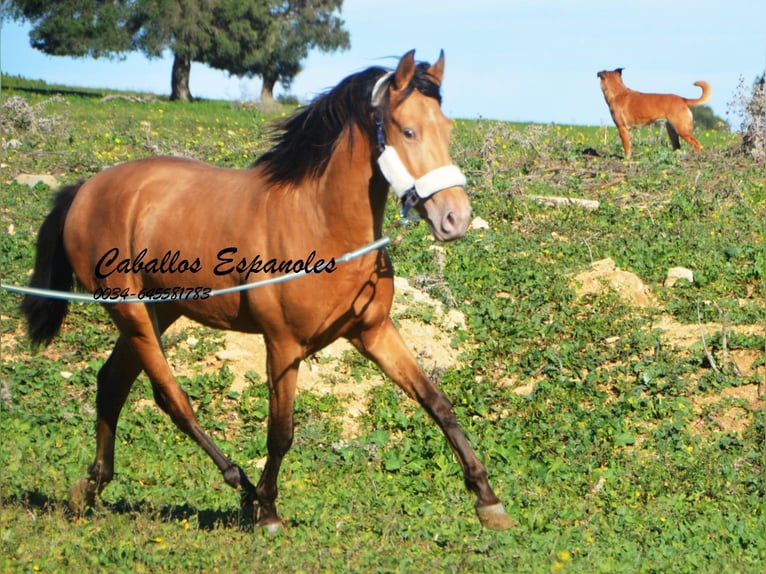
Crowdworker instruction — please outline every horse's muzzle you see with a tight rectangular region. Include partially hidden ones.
[423,186,472,241]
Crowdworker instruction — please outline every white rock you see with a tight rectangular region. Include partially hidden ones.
[664,267,694,287]
[15,174,58,188]
[470,216,490,230]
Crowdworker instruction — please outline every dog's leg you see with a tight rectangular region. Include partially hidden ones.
[678,131,703,152]
[673,109,702,152]
[617,125,632,159]
[666,122,681,150]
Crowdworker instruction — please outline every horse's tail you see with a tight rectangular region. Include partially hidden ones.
[20,182,81,347]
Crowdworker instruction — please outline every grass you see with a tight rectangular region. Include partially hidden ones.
[1,75,765,572]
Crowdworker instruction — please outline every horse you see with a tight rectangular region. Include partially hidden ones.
[21,50,514,532]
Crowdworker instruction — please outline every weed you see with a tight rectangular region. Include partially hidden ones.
[1,80,764,573]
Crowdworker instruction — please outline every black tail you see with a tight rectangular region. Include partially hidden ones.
[20,183,81,346]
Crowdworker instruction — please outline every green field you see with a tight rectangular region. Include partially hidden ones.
[1,76,764,572]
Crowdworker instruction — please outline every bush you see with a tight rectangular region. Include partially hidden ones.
[728,73,765,161]
[692,104,727,131]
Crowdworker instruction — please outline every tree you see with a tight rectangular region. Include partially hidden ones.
[6,0,349,103]
[7,0,215,101]
[5,1,135,58]
[129,0,217,101]
[203,0,350,105]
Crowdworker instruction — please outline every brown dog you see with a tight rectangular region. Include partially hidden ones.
[597,68,711,158]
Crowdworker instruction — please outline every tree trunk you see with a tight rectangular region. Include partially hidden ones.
[260,75,276,107]
[170,52,193,102]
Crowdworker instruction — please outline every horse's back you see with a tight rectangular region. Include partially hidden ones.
[62,157,257,291]
[68,155,259,230]
[80,156,242,201]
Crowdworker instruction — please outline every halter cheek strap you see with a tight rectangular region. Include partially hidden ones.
[371,72,467,218]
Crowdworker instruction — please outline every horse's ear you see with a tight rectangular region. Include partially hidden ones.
[427,50,445,85]
[394,50,417,90]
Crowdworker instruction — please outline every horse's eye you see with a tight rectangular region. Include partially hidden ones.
[403,128,416,139]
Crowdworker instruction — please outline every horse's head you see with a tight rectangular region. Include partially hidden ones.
[372,51,471,241]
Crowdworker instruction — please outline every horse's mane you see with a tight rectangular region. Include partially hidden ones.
[254,61,442,186]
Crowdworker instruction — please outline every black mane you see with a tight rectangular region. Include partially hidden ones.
[254,61,442,186]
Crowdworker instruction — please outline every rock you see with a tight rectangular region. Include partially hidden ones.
[444,308,467,330]
[524,195,600,210]
[664,267,694,287]
[470,216,490,230]
[15,174,58,188]
[215,348,250,362]
[572,258,655,307]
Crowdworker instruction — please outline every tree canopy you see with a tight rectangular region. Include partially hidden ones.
[4,0,136,57]
[202,0,350,104]
[6,0,349,102]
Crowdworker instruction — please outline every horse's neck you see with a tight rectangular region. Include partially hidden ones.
[316,126,388,241]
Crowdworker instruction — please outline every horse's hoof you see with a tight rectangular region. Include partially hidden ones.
[68,477,96,515]
[476,503,517,530]
[256,518,286,536]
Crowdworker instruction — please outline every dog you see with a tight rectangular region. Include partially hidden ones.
[597,68,711,159]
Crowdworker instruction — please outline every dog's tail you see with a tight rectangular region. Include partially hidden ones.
[684,81,711,107]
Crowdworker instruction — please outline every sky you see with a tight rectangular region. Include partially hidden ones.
[1,1,765,127]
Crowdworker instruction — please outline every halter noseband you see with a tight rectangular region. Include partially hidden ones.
[371,72,467,218]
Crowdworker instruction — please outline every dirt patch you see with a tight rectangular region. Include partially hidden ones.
[570,258,764,428]
[476,260,765,417]
[691,385,761,436]
[164,277,466,437]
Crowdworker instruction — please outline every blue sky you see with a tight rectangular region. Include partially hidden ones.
[2,0,765,126]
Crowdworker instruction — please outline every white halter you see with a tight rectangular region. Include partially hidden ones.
[371,72,466,214]
[377,147,466,202]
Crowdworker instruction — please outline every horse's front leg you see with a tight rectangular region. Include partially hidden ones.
[351,317,515,530]
[102,305,259,521]
[252,340,302,533]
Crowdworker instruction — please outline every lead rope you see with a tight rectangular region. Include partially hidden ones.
[0,237,392,304]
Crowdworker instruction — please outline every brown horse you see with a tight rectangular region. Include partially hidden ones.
[21,50,513,532]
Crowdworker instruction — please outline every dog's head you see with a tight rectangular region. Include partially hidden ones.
[597,68,626,98]
[597,68,624,80]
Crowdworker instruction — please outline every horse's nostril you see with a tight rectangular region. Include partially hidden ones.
[443,211,457,233]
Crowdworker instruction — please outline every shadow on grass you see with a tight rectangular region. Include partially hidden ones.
[2,489,247,531]
[7,84,108,100]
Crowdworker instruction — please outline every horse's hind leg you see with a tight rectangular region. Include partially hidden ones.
[351,317,515,530]
[69,336,142,513]
[102,305,258,514]
[69,308,180,514]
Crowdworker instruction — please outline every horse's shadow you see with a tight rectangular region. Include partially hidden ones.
[4,490,243,531]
